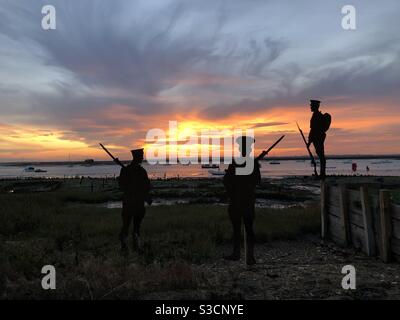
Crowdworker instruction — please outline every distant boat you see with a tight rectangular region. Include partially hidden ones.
[208,169,225,176]
[24,166,35,172]
[34,169,47,173]
[83,159,95,165]
[202,164,219,169]
[371,160,392,165]
[269,161,281,165]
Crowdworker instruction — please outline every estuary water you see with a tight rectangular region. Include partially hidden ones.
[1,158,399,179]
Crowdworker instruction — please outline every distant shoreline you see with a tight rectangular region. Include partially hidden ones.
[1,154,400,166]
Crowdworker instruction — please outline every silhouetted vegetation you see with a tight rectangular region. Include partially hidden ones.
[0,180,320,299]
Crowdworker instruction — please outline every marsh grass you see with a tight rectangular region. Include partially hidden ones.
[392,190,400,205]
[0,185,320,299]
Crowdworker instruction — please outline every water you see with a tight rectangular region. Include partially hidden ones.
[1,158,400,179]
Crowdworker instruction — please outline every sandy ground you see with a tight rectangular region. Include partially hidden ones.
[143,235,400,300]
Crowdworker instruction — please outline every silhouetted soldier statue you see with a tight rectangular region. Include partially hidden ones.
[118,148,152,253]
[307,100,331,179]
[223,136,261,265]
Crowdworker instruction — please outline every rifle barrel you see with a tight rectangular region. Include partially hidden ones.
[296,122,318,176]
[99,143,125,168]
[257,135,285,160]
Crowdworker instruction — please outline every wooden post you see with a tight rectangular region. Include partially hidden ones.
[321,181,328,239]
[360,186,376,256]
[380,190,392,263]
[339,184,350,246]
[243,225,247,266]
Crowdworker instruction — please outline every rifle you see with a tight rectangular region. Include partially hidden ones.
[99,143,125,168]
[256,135,285,160]
[296,122,318,177]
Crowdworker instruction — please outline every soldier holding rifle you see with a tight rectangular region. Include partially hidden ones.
[297,100,331,179]
[223,135,284,265]
[100,144,152,254]
[307,100,331,179]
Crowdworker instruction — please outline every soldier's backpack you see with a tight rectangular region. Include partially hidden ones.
[322,113,332,133]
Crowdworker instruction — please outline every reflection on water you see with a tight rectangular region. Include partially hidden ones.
[76,198,315,210]
[101,199,191,208]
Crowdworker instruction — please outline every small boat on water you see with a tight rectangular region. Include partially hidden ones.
[371,160,393,165]
[83,159,95,166]
[202,164,219,169]
[269,161,281,165]
[208,169,225,176]
[23,166,48,173]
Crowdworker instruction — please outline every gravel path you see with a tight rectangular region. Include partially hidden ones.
[144,235,400,300]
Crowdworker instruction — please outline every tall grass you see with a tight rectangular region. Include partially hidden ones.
[0,187,320,299]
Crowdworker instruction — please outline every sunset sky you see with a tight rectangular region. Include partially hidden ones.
[0,0,399,161]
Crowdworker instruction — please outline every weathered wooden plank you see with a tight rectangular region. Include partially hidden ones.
[328,213,343,231]
[328,186,340,206]
[369,194,379,208]
[321,182,328,240]
[371,204,381,233]
[369,193,383,257]
[391,238,400,257]
[339,185,351,246]
[350,224,367,253]
[330,232,347,247]
[347,189,361,202]
[348,212,365,229]
[328,213,346,245]
[328,204,341,218]
[380,190,392,263]
[348,200,363,216]
[360,186,376,256]
[392,203,400,221]
[392,220,400,241]
[370,202,383,257]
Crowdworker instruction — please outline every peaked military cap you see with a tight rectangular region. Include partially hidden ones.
[236,136,256,146]
[131,148,144,157]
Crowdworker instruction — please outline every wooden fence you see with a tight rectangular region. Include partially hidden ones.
[321,181,400,263]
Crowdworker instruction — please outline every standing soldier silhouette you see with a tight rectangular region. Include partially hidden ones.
[223,136,261,265]
[118,148,152,253]
[307,100,331,179]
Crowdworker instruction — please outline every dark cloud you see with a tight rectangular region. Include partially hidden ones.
[250,122,289,129]
[0,0,399,157]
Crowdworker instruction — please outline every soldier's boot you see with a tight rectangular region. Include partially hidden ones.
[132,233,142,252]
[246,240,256,266]
[224,238,241,261]
[119,235,128,255]
[121,241,128,254]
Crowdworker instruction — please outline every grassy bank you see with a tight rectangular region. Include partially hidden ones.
[0,184,320,299]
